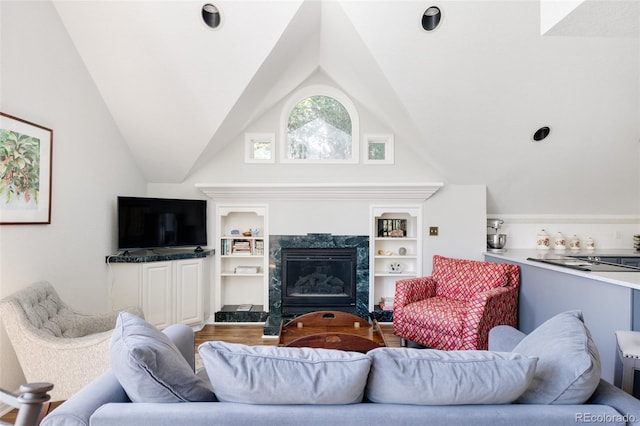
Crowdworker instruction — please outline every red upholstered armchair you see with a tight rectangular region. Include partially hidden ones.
[393,255,520,350]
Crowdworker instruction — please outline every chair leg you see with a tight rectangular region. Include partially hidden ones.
[400,338,407,347]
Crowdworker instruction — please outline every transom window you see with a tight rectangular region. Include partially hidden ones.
[280,85,359,163]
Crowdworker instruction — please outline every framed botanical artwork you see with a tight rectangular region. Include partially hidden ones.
[0,113,53,224]
[364,134,394,164]
[245,133,275,163]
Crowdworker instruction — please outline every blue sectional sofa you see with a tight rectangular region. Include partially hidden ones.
[42,311,640,426]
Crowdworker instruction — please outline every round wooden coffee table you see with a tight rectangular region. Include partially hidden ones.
[278,311,388,353]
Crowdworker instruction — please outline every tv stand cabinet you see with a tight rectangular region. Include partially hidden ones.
[106,250,212,329]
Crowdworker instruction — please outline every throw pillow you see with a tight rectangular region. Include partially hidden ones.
[199,341,371,404]
[110,312,215,403]
[365,347,537,405]
[512,310,601,404]
[432,255,509,301]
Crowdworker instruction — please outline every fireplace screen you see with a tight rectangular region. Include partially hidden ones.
[281,248,357,314]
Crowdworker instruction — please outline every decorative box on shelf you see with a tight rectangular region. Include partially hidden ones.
[234,266,259,274]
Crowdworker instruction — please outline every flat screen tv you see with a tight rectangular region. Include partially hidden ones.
[117,196,207,252]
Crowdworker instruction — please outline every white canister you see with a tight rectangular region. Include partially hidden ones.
[537,229,550,250]
[586,237,595,250]
[554,232,566,250]
[569,235,580,250]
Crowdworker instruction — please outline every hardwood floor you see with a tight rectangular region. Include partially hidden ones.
[195,324,279,347]
[2,322,401,424]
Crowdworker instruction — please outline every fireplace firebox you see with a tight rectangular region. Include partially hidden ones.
[281,248,357,315]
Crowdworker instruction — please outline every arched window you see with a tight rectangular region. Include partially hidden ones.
[280,85,359,163]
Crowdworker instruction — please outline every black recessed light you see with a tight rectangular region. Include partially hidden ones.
[202,3,221,29]
[533,127,551,142]
[422,6,442,31]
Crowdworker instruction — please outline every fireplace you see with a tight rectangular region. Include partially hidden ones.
[281,248,357,315]
[269,234,369,318]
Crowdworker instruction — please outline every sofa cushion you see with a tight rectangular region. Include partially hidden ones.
[110,312,215,403]
[432,255,509,301]
[199,341,371,404]
[365,348,537,405]
[512,310,601,404]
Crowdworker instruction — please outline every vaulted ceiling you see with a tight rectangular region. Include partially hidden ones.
[52,0,639,214]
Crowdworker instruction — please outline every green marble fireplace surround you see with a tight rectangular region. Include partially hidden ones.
[269,234,370,317]
[261,234,370,336]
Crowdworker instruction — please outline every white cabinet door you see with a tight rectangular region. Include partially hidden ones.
[175,259,204,326]
[141,262,173,329]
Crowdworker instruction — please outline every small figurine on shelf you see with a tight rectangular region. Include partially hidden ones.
[388,262,403,273]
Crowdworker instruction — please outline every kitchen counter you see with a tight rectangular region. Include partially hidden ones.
[484,249,640,384]
[485,249,640,290]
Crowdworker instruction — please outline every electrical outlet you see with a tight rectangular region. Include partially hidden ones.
[429,226,439,236]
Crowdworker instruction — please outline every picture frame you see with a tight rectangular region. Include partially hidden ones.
[244,133,275,163]
[0,112,53,224]
[363,134,394,164]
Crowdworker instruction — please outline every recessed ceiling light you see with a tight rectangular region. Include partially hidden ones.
[202,3,221,29]
[532,127,551,142]
[422,6,442,31]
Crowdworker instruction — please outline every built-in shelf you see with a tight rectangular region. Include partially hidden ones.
[214,205,269,319]
[370,205,423,318]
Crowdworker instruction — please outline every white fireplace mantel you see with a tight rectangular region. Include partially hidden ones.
[195,182,444,202]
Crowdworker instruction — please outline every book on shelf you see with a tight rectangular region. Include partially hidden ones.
[254,240,264,255]
[236,304,253,311]
[232,240,251,255]
[221,238,264,256]
[377,218,407,237]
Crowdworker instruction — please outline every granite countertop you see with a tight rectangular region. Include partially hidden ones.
[485,249,640,290]
[106,248,214,263]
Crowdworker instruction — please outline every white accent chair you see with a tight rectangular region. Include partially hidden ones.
[0,281,143,401]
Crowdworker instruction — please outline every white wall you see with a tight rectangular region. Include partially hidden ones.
[150,72,488,314]
[0,0,146,393]
[423,185,488,271]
